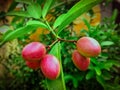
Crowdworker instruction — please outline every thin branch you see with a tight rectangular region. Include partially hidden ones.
[46,39,59,51]
[58,38,77,43]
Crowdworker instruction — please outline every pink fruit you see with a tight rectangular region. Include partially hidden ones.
[26,61,40,69]
[77,37,101,57]
[22,42,46,62]
[72,50,90,71]
[40,54,60,80]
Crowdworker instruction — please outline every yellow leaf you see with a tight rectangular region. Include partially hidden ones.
[73,22,88,36]
[73,5,101,36]
[28,14,55,42]
[90,5,101,26]
[28,28,50,42]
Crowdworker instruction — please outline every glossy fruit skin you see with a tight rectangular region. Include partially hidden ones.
[77,37,101,57]
[26,61,40,69]
[22,42,46,62]
[72,50,90,71]
[40,54,60,80]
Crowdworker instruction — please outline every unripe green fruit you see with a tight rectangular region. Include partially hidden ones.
[22,42,46,62]
[26,61,40,69]
[40,54,60,80]
[72,50,90,71]
[77,37,101,57]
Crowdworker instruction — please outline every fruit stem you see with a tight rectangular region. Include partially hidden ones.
[58,38,77,43]
[45,20,59,38]
[46,38,77,51]
[46,39,59,51]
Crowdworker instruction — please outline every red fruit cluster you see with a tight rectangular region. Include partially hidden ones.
[72,37,101,71]
[22,42,60,80]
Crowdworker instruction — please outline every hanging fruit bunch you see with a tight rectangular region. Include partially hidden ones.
[22,42,60,80]
[72,37,101,71]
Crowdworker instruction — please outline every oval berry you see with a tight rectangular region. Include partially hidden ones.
[72,50,90,71]
[22,42,46,62]
[77,37,101,57]
[40,54,60,80]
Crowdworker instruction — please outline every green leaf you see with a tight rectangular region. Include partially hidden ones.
[102,71,113,80]
[47,42,66,90]
[0,26,36,46]
[103,60,120,70]
[101,41,114,46]
[0,21,48,46]
[83,18,91,29]
[57,0,102,34]
[114,76,120,84]
[53,14,66,29]
[26,20,49,29]
[49,42,61,59]
[6,11,31,17]
[96,75,106,88]
[110,9,118,22]
[36,0,44,5]
[64,75,78,88]
[103,63,113,71]
[111,60,120,67]
[42,0,54,18]
[27,3,41,19]
[90,58,98,65]
[1,30,13,39]
[86,70,95,80]
[8,1,18,11]
[15,0,32,4]
[95,66,101,76]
